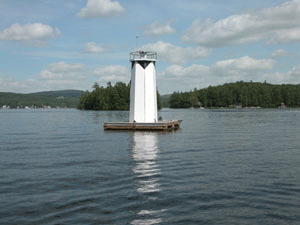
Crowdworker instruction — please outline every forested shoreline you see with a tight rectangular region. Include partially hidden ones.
[169,81,300,108]
[2,81,300,110]
[0,90,81,108]
[77,82,163,110]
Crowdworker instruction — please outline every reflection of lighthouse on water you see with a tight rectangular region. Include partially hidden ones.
[131,132,163,225]
[132,132,160,193]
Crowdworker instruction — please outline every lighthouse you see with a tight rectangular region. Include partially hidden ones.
[129,51,157,123]
[104,50,181,131]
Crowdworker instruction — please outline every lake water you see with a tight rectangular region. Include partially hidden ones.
[1,108,300,224]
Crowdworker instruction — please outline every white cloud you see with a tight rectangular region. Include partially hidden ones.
[77,0,124,18]
[0,23,61,41]
[158,56,276,92]
[263,65,300,84]
[210,57,276,84]
[143,21,176,36]
[270,49,294,58]
[40,62,87,80]
[141,41,210,64]
[0,62,91,93]
[287,66,300,83]
[160,64,209,78]
[83,42,112,53]
[0,63,130,93]
[93,65,129,82]
[182,0,300,47]
[211,56,275,75]
[0,77,40,93]
[157,64,211,93]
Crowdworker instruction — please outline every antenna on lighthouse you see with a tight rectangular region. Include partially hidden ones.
[136,34,139,51]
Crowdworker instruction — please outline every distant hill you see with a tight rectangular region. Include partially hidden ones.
[29,90,82,97]
[0,90,83,108]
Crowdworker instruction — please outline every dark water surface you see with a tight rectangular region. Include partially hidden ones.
[1,108,300,224]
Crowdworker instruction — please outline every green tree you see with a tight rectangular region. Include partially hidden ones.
[168,81,300,108]
[78,81,163,111]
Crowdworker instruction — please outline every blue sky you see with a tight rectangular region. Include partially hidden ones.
[1,0,300,94]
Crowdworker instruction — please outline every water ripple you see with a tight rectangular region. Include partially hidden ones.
[1,109,300,224]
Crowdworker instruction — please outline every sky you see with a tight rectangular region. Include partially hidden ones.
[1,0,300,94]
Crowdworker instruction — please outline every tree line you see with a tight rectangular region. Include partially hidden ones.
[77,82,162,110]
[169,81,300,108]
[0,91,81,108]
[4,81,298,110]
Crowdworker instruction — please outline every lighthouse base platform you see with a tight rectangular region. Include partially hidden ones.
[104,120,181,131]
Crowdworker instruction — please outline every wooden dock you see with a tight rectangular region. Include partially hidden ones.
[104,120,181,131]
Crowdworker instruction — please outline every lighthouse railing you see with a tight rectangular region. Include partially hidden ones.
[130,51,157,61]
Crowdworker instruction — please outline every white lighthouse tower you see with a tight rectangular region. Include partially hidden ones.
[129,51,158,123]
[104,50,181,131]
